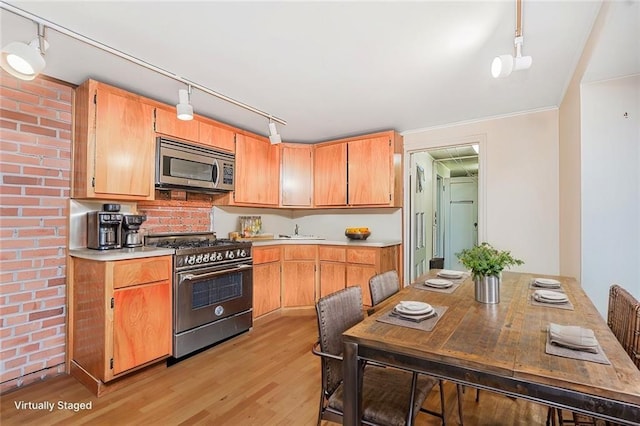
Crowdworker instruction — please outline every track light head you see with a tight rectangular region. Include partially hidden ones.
[268,121,281,144]
[1,37,48,81]
[176,88,193,121]
[491,37,532,78]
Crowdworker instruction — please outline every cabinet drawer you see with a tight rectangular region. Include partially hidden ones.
[283,245,317,260]
[113,256,171,289]
[318,246,346,262]
[346,248,377,265]
[253,247,281,264]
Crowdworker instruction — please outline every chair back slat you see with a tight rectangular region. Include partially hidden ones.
[607,284,640,369]
[369,270,400,307]
[315,286,364,395]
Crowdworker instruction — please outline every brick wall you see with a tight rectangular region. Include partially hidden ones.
[0,72,73,393]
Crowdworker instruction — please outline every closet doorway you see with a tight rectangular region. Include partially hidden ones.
[408,142,481,281]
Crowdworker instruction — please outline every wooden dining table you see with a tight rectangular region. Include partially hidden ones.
[342,271,640,425]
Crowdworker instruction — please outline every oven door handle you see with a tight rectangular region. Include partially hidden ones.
[180,264,252,284]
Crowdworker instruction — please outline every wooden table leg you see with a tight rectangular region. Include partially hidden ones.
[343,341,363,426]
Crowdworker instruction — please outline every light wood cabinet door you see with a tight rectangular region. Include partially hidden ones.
[199,120,235,152]
[89,83,155,199]
[282,261,315,307]
[281,144,313,207]
[112,281,171,376]
[319,262,346,298]
[314,143,347,206]
[234,134,279,205]
[348,136,392,205]
[346,264,377,306]
[253,262,281,318]
[154,106,199,141]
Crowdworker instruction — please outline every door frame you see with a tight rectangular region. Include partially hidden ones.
[403,134,487,285]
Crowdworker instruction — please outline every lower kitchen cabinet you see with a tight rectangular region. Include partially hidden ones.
[70,255,172,387]
[282,245,316,307]
[346,246,399,306]
[319,246,347,297]
[252,247,282,318]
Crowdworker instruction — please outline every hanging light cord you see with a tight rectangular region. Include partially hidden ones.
[0,1,287,126]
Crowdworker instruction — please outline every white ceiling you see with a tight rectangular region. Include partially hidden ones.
[1,1,637,143]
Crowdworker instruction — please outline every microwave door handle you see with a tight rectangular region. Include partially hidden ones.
[179,264,252,284]
[212,159,220,188]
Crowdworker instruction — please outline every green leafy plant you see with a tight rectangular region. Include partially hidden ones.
[456,243,524,279]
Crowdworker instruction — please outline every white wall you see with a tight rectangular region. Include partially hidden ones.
[403,109,560,275]
[581,75,640,316]
[212,206,402,241]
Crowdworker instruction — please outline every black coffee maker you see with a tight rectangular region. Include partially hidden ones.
[87,204,123,250]
[122,214,147,248]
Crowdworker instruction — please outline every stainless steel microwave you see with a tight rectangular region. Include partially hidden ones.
[156,137,235,193]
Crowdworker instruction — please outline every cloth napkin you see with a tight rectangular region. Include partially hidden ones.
[548,323,598,353]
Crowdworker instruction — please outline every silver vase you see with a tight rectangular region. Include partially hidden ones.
[474,275,500,304]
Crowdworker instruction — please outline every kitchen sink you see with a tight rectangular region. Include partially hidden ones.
[277,234,325,240]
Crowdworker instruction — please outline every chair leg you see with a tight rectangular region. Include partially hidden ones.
[438,380,446,426]
[456,384,464,426]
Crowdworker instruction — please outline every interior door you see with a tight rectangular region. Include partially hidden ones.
[444,177,478,270]
[409,152,433,280]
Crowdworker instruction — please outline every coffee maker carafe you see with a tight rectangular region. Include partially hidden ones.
[87,210,123,250]
[122,214,147,248]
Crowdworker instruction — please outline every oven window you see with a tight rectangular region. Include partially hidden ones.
[168,157,213,182]
[191,272,242,309]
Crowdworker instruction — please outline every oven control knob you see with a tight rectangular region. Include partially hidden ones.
[227,250,235,259]
[239,249,247,258]
[214,306,224,316]
[203,253,210,263]
[216,252,223,261]
[196,254,203,264]
[187,255,196,265]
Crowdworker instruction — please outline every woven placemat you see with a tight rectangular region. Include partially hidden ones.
[412,282,461,294]
[529,294,574,311]
[545,332,610,365]
[376,306,448,332]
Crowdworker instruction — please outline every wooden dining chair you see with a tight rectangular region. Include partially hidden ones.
[312,286,446,426]
[548,284,640,425]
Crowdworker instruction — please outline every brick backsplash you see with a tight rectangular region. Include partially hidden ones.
[0,72,73,393]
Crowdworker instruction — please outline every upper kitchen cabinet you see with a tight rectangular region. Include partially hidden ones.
[314,142,347,206]
[198,118,235,153]
[73,80,155,200]
[314,131,403,207]
[232,134,280,205]
[281,144,313,207]
[154,106,199,142]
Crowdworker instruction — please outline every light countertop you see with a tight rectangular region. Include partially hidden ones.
[69,246,175,261]
[249,239,401,248]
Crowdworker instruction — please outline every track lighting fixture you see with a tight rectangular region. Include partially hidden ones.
[491,0,532,78]
[176,86,194,121]
[268,119,282,145]
[1,23,48,80]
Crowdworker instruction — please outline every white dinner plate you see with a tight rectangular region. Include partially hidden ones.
[535,290,568,301]
[425,278,453,288]
[534,278,561,287]
[396,301,433,315]
[437,270,464,279]
[535,295,568,304]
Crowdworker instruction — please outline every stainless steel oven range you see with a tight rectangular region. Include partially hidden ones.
[145,232,252,359]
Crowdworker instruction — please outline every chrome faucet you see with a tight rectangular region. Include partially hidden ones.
[294,224,299,235]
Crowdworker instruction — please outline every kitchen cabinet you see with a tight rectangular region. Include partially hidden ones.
[72,79,155,200]
[70,255,172,388]
[199,118,235,152]
[346,246,399,306]
[252,247,282,318]
[313,131,403,207]
[318,246,346,297]
[282,245,317,307]
[314,142,347,206]
[154,106,199,142]
[281,144,313,207]
[233,134,280,205]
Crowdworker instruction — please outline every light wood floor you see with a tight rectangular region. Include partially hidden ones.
[1,311,554,425]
